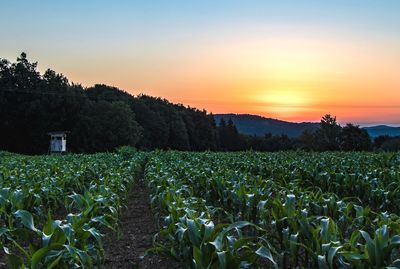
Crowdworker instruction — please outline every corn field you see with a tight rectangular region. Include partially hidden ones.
[0,152,144,268]
[1,151,400,268]
[145,151,400,268]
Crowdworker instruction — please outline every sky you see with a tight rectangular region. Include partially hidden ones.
[1,0,400,125]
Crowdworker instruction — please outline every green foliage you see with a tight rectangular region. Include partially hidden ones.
[116,145,137,160]
[145,151,400,268]
[340,123,372,151]
[2,150,400,268]
[379,137,400,152]
[74,100,142,152]
[0,152,144,268]
[315,114,342,151]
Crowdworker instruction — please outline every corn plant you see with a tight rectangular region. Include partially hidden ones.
[0,152,145,268]
[144,151,400,268]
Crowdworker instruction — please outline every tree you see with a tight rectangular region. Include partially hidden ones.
[42,69,69,90]
[13,52,41,90]
[296,129,317,151]
[226,118,239,150]
[315,114,342,151]
[74,101,142,152]
[373,135,392,150]
[167,111,190,150]
[218,118,228,150]
[380,138,400,151]
[134,104,169,149]
[340,123,371,151]
[217,118,246,151]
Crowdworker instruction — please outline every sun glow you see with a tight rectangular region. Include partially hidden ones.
[261,89,310,107]
[246,88,316,119]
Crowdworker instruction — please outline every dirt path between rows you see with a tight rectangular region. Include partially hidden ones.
[0,179,180,268]
[103,179,181,269]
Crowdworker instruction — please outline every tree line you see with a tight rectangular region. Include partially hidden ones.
[217,114,400,152]
[0,53,398,154]
[0,53,218,154]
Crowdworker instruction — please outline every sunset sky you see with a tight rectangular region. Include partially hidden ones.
[1,0,400,125]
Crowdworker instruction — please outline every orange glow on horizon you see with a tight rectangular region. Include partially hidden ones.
[33,22,400,126]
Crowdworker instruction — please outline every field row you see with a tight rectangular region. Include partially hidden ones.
[1,151,400,268]
[145,152,400,268]
[0,151,144,268]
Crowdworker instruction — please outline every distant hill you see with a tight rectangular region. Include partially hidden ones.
[214,114,400,138]
[214,114,319,137]
[363,125,400,138]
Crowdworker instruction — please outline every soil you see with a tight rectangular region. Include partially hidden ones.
[103,179,181,269]
[0,253,5,269]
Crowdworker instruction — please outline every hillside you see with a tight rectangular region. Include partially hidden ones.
[214,114,400,138]
[364,125,400,138]
[214,114,319,137]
